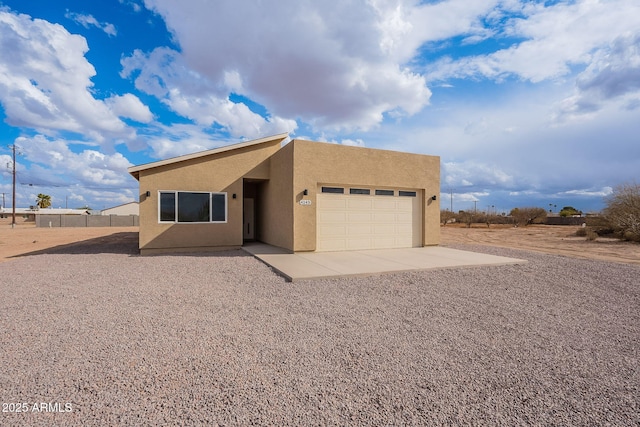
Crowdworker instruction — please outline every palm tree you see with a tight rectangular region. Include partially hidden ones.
[36,193,51,209]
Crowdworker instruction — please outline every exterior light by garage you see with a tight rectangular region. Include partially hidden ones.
[431,195,437,201]
[303,189,308,196]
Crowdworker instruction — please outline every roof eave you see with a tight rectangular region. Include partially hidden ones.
[127,132,289,181]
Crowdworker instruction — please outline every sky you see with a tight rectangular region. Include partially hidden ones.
[0,0,638,213]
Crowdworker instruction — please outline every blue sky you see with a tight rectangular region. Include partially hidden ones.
[0,0,638,212]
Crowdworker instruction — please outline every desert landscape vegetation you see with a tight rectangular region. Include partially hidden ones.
[1,217,638,265]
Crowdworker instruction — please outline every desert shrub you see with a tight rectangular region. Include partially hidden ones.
[509,207,547,226]
[585,215,616,236]
[440,210,455,226]
[603,182,640,242]
[585,228,598,241]
[456,211,475,228]
[575,227,587,237]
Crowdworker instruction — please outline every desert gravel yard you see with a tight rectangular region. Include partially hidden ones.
[1,244,638,426]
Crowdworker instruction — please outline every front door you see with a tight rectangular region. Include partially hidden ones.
[243,198,255,240]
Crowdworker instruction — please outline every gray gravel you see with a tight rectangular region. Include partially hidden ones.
[0,242,638,426]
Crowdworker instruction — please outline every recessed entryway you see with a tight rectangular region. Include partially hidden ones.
[243,179,266,243]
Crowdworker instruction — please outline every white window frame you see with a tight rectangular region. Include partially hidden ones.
[158,191,227,224]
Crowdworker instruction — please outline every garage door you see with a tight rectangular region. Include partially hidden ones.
[316,187,422,251]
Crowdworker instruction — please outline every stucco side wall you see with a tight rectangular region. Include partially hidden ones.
[101,202,139,216]
[137,140,280,252]
[259,142,294,251]
[291,139,440,251]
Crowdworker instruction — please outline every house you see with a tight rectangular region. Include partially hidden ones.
[1,207,90,222]
[128,134,440,255]
[100,201,139,216]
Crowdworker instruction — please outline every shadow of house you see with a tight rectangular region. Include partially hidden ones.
[10,232,140,259]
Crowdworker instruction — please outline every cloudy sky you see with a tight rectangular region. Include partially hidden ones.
[0,0,638,212]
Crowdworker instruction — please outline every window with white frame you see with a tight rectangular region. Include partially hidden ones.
[159,191,227,223]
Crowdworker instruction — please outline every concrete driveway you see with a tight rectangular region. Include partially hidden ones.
[243,243,526,281]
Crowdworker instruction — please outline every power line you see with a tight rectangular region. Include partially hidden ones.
[20,182,137,191]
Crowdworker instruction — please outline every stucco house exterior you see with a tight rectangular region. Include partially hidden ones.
[100,201,139,216]
[128,134,440,255]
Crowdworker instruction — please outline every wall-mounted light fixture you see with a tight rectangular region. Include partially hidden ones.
[145,191,151,197]
[303,189,308,196]
[232,193,237,199]
[431,195,437,201]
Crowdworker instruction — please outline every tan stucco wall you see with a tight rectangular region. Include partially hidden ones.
[258,142,294,251]
[101,202,139,216]
[289,139,440,251]
[137,140,280,253]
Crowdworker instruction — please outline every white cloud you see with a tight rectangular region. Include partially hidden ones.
[16,135,134,188]
[555,32,640,121]
[0,9,134,143]
[443,160,515,190]
[140,123,233,159]
[65,12,117,36]
[119,0,142,13]
[121,48,297,138]
[340,138,366,147]
[426,0,640,83]
[558,187,614,198]
[105,94,154,123]
[136,0,432,131]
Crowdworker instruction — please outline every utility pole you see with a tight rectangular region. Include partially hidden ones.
[473,200,478,213]
[11,144,16,228]
[449,188,453,213]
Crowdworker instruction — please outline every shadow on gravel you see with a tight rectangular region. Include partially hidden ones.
[11,232,140,258]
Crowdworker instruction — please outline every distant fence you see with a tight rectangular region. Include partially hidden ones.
[36,215,139,228]
[545,216,587,226]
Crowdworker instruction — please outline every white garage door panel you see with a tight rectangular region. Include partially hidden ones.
[373,212,397,223]
[350,224,373,235]
[318,225,347,236]
[322,198,348,209]
[348,198,374,209]
[348,212,373,222]
[317,191,422,251]
[374,223,396,234]
[347,238,372,250]
[373,198,397,209]
[319,211,347,223]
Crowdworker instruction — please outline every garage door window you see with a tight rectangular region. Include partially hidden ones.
[399,191,417,197]
[349,188,370,195]
[321,187,344,194]
[375,189,394,196]
[159,191,227,223]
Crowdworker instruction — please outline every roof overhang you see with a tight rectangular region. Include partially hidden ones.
[127,133,289,181]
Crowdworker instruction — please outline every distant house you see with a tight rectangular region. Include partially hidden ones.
[101,202,139,216]
[128,134,441,255]
[0,207,89,221]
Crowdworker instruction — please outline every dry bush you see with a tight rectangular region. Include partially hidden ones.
[603,182,640,242]
[585,228,598,241]
[509,207,547,226]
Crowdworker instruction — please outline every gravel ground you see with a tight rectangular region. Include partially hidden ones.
[0,244,638,426]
